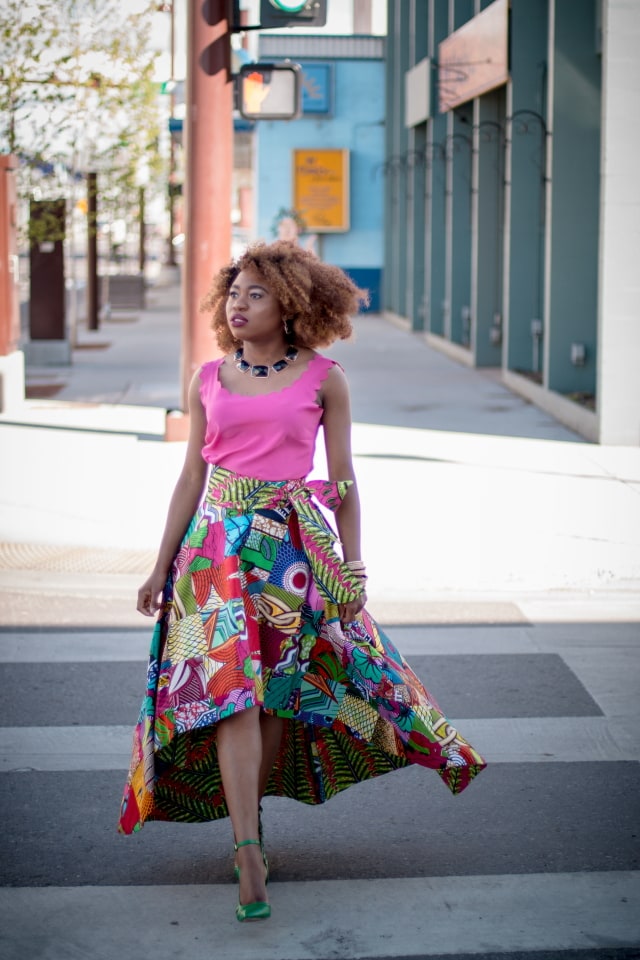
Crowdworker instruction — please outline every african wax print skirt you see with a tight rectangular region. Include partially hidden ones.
[118,465,486,834]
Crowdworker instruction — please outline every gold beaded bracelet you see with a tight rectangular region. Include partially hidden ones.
[345,560,367,580]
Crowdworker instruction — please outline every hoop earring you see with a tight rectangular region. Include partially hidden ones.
[283,319,291,336]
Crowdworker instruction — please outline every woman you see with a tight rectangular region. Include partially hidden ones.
[118,241,486,923]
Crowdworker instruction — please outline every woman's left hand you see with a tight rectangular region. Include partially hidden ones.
[339,589,367,627]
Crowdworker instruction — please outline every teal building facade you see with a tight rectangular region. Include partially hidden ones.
[383,0,640,445]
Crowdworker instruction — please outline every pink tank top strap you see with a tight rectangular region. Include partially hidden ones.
[287,353,338,397]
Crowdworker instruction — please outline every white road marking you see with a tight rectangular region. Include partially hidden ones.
[1,715,639,772]
[0,873,638,960]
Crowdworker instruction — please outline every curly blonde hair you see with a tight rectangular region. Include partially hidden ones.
[199,240,369,352]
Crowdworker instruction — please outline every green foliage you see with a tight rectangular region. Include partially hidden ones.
[0,0,166,243]
[28,198,66,247]
[270,206,308,238]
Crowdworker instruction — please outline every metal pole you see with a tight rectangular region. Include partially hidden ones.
[179,0,231,413]
[138,185,146,276]
[87,171,99,331]
[167,0,177,266]
[353,0,373,33]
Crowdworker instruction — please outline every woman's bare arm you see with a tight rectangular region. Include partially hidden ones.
[137,371,209,616]
[321,364,367,622]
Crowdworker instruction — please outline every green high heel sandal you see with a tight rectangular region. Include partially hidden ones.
[234,839,271,923]
[234,807,268,883]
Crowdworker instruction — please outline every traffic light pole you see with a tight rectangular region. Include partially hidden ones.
[168,0,232,439]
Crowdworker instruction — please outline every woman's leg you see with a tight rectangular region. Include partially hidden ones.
[258,711,284,799]
[216,706,268,906]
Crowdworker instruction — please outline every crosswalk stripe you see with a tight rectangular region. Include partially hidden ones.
[0,626,539,662]
[2,621,639,664]
[0,631,152,662]
[1,873,638,960]
[1,716,638,772]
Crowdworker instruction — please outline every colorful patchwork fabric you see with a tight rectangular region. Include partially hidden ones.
[118,466,487,835]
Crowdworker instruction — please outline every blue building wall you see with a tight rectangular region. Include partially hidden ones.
[255,55,385,311]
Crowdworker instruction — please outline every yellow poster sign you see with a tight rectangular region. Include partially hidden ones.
[292,149,350,232]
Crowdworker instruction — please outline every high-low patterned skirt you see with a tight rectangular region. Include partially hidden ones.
[118,466,486,834]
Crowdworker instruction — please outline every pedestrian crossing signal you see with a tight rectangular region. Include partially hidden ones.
[238,63,302,121]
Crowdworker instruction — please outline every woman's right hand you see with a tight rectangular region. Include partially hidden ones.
[137,569,168,617]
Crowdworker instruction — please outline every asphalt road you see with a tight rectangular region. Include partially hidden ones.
[1,615,639,960]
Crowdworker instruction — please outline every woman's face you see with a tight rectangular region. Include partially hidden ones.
[226,265,283,344]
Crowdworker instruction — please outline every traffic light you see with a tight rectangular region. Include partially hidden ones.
[259,0,327,29]
[238,62,302,120]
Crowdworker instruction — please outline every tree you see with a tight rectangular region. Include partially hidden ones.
[0,0,165,249]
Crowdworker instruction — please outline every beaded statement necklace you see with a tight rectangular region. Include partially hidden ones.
[234,345,299,378]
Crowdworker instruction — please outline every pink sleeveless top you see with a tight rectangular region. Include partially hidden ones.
[199,353,337,481]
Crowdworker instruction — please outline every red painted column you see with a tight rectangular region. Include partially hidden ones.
[168,0,232,437]
[0,154,19,358]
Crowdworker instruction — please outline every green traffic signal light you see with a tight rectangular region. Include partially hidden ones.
[259,0,327,29]
[269,1,308,10]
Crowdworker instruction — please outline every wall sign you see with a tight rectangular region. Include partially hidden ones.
[438,0,509,112]
[292,148,350,232]
[301,63,332,115]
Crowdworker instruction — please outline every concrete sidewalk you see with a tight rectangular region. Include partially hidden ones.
[1,266,639,626]
[16,265,182,426]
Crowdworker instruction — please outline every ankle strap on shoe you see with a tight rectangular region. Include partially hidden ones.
[234,838,261,851]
